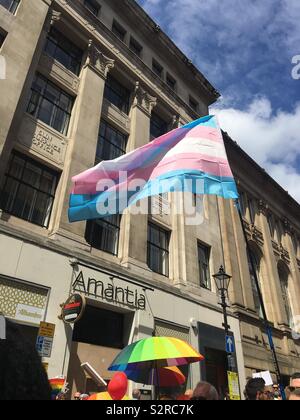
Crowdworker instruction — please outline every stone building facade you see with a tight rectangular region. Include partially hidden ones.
[0,0,299,397]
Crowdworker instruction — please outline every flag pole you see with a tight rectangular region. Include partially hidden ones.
[234,199,286,400]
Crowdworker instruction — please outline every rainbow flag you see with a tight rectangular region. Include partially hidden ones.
[49,378,66,400]
[69,115,238,222]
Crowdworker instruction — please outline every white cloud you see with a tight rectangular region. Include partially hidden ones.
[211,98,300,203]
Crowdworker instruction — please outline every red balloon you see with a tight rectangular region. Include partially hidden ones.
[108,373,128,400]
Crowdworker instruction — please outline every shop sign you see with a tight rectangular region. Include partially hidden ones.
[72,271,146,310]
[61,294,86,324]
[15,304,45,325]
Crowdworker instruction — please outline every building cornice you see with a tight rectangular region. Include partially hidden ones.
[122,0,220,103]
[224,132,300,233]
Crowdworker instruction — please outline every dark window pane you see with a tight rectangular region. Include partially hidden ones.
[147,223,170,276]
[104,75,130,114]
[150,112,168,140]
[1,152,58,228]
[0,0,20,14]
[84,0,101,16]
[198,244,211,289]
[152,59,163,78]
[44,28,83,75]
[112,20,126,42]
[27,74,73,135]
[85,216,121,256]
[129,37,143,57]
[96,120,127,162]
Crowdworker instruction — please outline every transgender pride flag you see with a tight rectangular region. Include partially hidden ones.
[69,115,238,222]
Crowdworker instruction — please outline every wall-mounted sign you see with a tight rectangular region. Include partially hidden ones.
[72,271,146,311]
[16,304,45,325]
[36,322,56,358]
[61,294,86,324]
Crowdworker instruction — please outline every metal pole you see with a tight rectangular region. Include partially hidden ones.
[235,200,286,400]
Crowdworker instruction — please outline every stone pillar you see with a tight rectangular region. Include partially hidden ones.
[120,83,156,269]
[218,198,246,307]
[0,0,51,156]
[282,220,300,317]
[257,201,288,326]
[55,41,114,240]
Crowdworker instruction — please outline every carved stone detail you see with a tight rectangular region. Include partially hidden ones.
[85,40,115,79]
[171,114,181,129]
[258,199,269,216]
[133,82,157,116]
[244,220,264,246]
[44,9,62,33]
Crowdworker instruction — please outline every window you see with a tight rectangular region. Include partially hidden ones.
[152,59,163,78]
[27,74,74,135]
[44,28,83,75]
[198,243,211,290]
[292,234,298,256]
[147,223,170,277]
[96,120,127,162]
[0,31,6,48]
[238,192,246,217]
[166,73,177,91]
[1,151,58,228]
[112,20,126,42]
[275,219,283,244]
[278,263,293,327]
[150,112,169,140]
[84,0,100,16]
[247,198,256,224]
[85,215,121,256]
[0,0,20,14]
[189,96,199,112]
[248,251,263,318]
[104,74,130,114]
[129,36,143,57]
[267,214,275,239]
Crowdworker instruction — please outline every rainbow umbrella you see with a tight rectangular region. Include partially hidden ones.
[109,337,204,371]
[125,366,186,387]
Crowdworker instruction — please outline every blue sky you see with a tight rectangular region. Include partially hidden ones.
[137,0,300,203]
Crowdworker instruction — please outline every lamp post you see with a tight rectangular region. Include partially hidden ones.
[213,265,236,377]
[213,265,232,337]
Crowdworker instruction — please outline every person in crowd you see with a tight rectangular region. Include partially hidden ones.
[184,389,194,400]
[56,393,66,401]
[160,394,175,400]
[80,394,89,400]
[289,389,300,401]
[290,373,300,389]
[244,378,271,401]
[191,382,219,401]
[74,392,82,400]
[0,317,51,400]
[132,389,141,401]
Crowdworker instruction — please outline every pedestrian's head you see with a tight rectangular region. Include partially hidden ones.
[291,373,300,389]
[245,378,268,400]
[184,389,194,400]
[132,389,141,400]
[0,318,51,400]
[289,389,300,401]
[191,382,219,401]
[74,392,81,400]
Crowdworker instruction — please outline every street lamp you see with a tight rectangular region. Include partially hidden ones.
[213,266,232,336]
